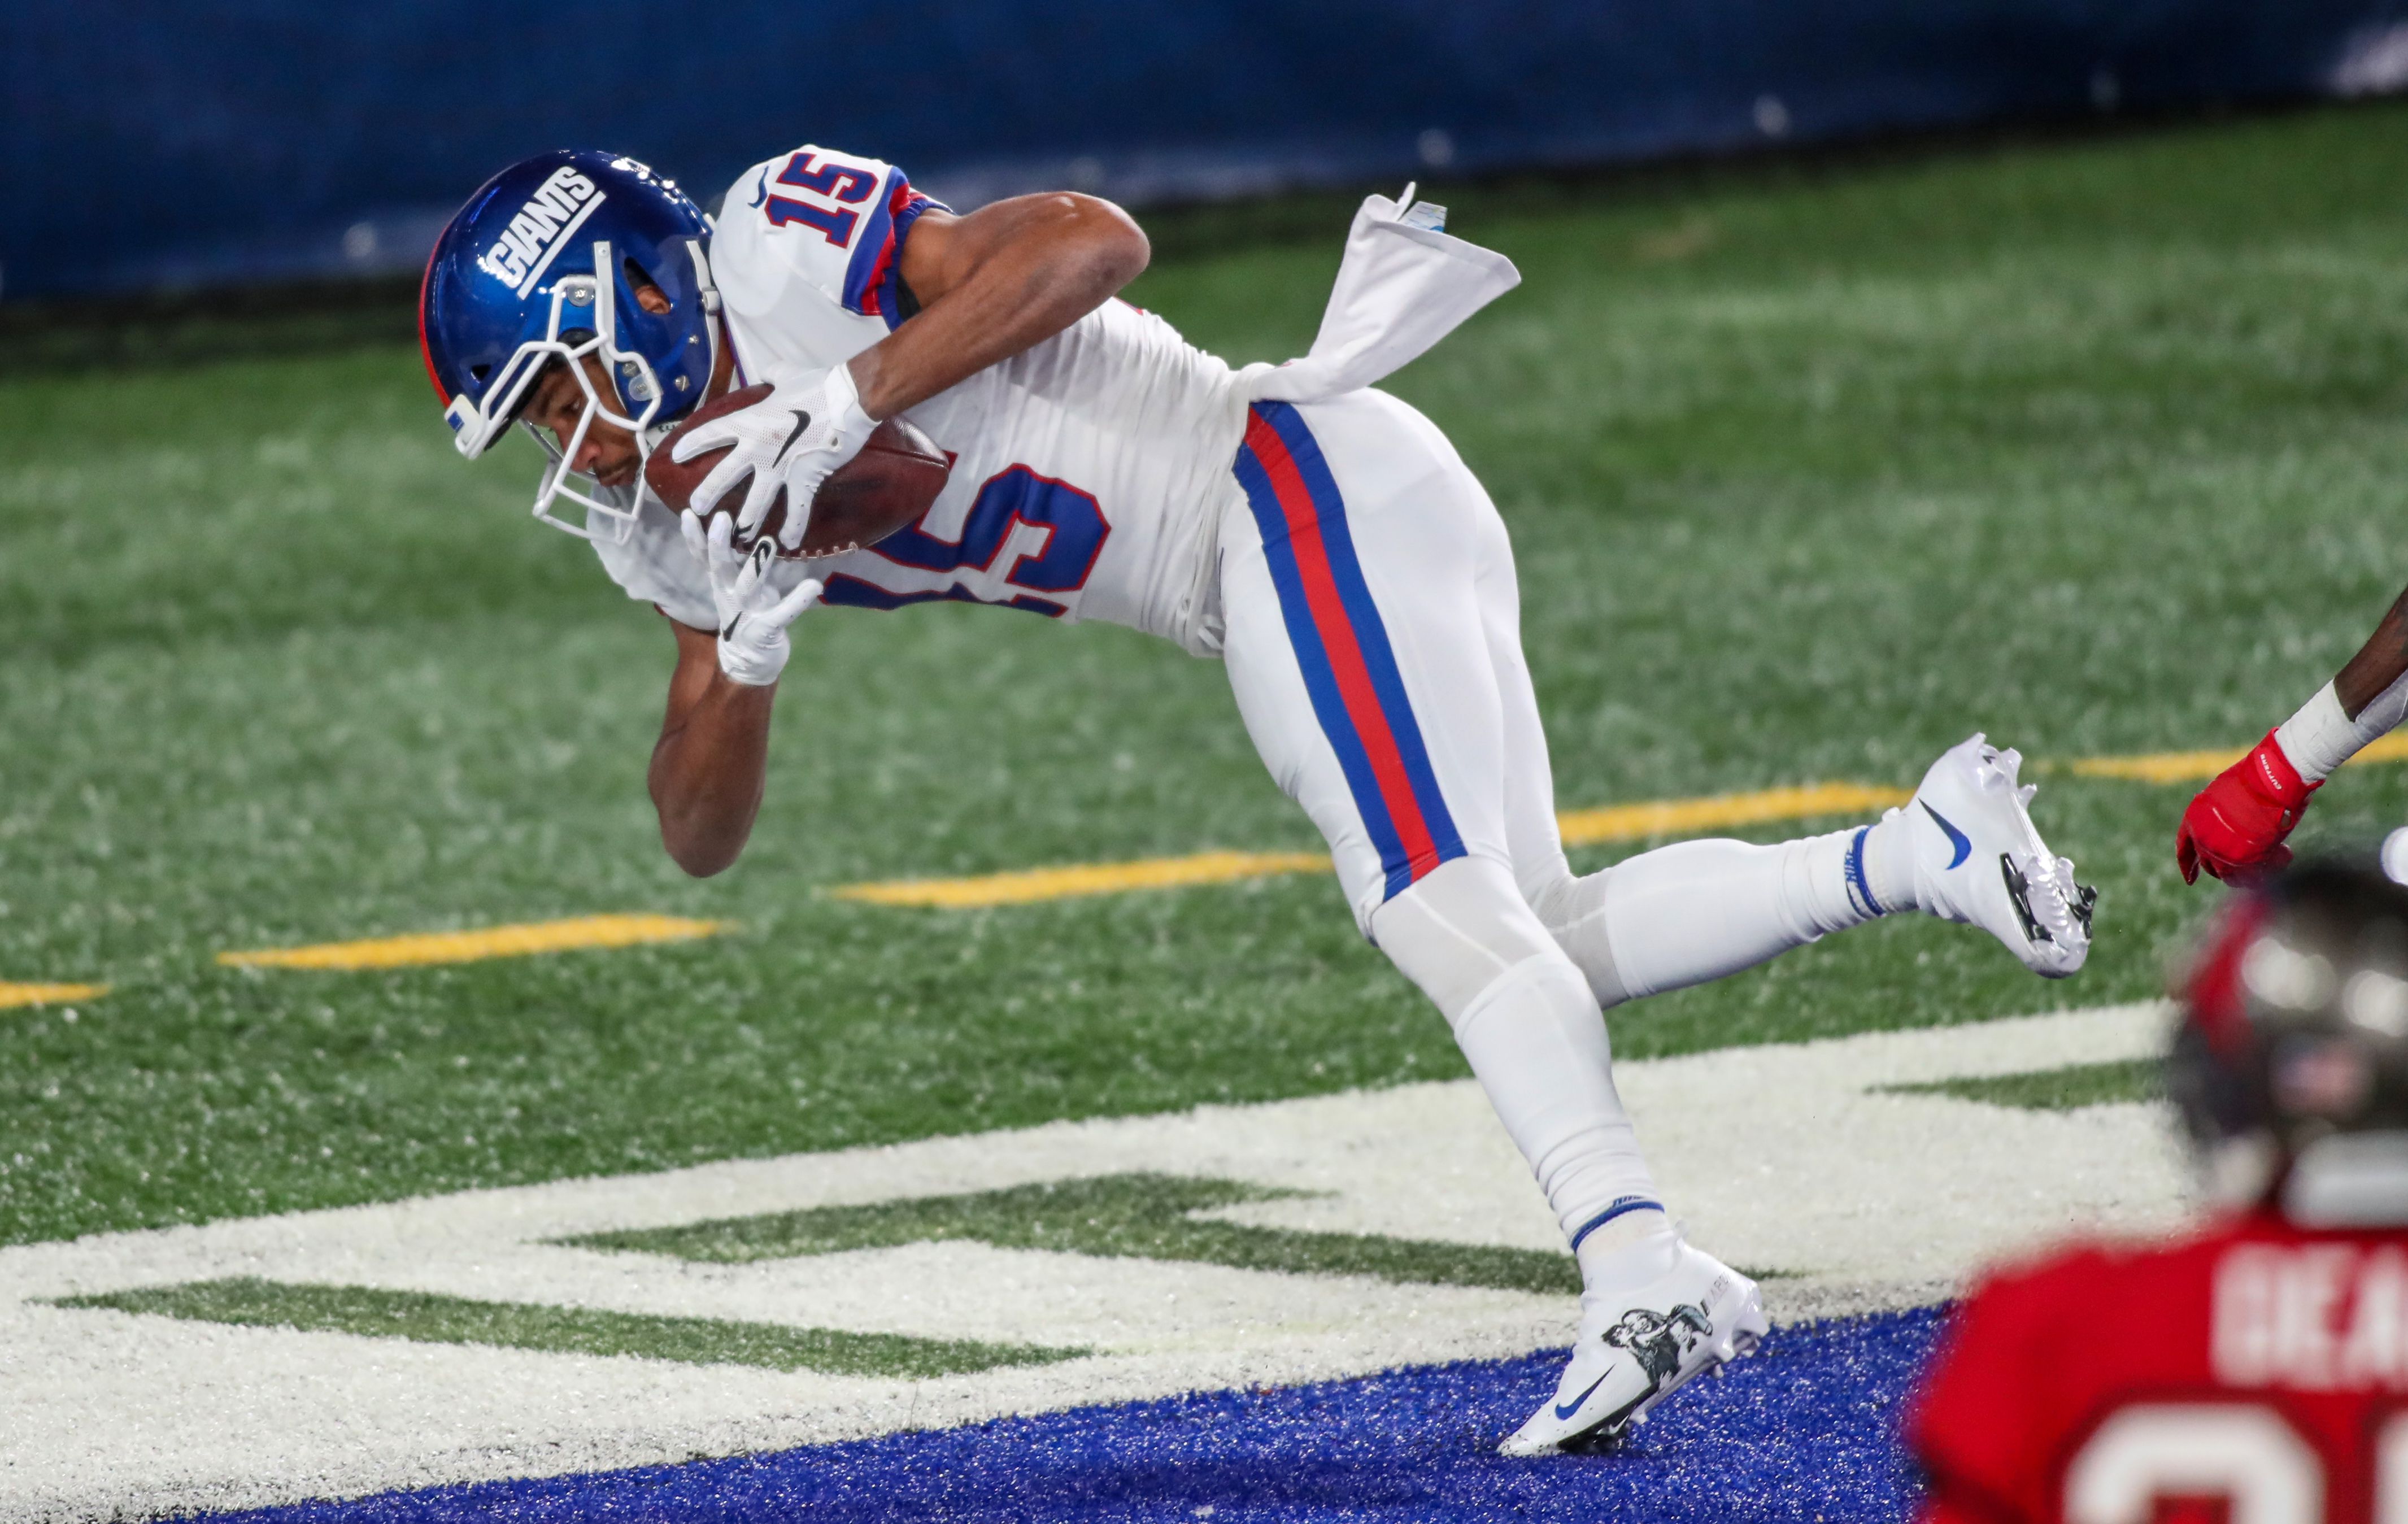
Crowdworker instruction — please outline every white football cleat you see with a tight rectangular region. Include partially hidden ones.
[1499,1242,1767,1456]
[1896,733,2095,978]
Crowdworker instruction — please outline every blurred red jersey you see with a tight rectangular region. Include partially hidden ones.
[1908,1213,2408,1524]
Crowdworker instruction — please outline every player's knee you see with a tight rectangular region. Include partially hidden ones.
[1519,863,1584,938]
[1520,864,1632,1011]
[1371,855,1569,1026]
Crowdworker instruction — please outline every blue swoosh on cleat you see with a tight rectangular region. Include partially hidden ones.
[1554,1371,1612,1421]
[1922,802,1971,869]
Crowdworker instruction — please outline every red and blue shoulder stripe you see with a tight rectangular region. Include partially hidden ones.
[843,173,946,330]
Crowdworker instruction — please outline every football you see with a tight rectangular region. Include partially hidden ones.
[643,382,949,559]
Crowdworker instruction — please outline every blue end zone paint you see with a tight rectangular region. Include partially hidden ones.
[194,1308,1940,1523]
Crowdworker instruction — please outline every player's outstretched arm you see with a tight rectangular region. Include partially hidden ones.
[650,619,777,877]
[2179,579,2408,883]
[847,192,1150,420]
[647,513,824,877]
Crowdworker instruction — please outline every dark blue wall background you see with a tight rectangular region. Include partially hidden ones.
[6,1,2405,302]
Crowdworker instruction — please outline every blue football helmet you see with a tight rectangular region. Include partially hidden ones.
[419,150,722,542]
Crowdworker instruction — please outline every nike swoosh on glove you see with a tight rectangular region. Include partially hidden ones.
[2178,730,2319,885]
[669,365,878,552]
[681,508,824,687]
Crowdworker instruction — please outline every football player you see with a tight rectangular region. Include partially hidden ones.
[1910,856,2408,1522]
[2178,590,2408,883]
[419,149,2097,1453]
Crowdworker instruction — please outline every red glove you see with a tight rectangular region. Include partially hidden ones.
[2177,730,2319,884]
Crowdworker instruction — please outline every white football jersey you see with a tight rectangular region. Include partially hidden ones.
[586,143,1248,656]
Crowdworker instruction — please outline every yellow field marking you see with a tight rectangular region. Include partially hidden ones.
[831,850,1335,908]
[837,783,1909,909]
[2069,731,2408,783]
[2066,747,2248,783]
[1556,781,1910,846]
[218,914,727,972]
[0,982,108,1010]
[198,738,2408,937]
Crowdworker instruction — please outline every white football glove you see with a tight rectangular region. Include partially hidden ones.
[669,364,878,551]
[681,508,824,687]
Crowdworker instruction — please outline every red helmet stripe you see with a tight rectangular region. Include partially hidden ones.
[417,234,449,404]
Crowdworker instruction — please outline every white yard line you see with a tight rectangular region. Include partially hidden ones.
[0,1002,2191,1521]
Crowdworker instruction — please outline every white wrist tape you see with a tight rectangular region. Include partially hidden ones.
[2275,676,2408,783]
[826,359,874,434]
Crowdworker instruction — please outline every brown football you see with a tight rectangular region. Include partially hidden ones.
[644,381,950,559]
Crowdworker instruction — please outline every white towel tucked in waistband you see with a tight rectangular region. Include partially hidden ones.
[1237,188,1521,404]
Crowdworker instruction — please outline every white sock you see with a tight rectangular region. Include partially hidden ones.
[1373,859,1664,1251]
[1859,807,1923,916]
[1531,826,1901,1007]
[1449,953,1665,1245]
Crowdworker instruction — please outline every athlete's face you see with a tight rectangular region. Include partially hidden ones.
[522,352,641,488]
[518,283,678,490]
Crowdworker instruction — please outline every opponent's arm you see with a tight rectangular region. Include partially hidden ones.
[2179,580,2408,883]
[2335,582,2408,717]
[650,619,777,877]
[846,193,1150,419]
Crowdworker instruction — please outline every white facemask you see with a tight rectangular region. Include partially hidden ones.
[443,239,720,546]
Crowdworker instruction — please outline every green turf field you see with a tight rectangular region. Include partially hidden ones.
[7,106,2408,1249]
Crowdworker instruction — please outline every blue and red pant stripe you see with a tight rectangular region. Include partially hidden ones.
[1233,400,1466,900]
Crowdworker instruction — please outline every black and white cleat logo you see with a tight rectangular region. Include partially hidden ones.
[1604,1303,1712,1393]
[1553,1301,1714,1450]
[2000,854,2098,947]
[2002,854,2047,944]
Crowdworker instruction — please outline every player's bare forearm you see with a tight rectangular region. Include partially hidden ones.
[844,193,1149,420]
[2334,581,2408,717]
[649,620,776,877]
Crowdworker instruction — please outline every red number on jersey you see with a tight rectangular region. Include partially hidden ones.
[764,152,877,247]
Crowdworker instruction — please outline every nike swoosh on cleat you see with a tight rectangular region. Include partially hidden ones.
[1921,802,1971,869]
[772,410,813,466]
[1553,1371,1612,1422]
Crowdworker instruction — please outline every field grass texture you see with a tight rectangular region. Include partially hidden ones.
[7,108,2408,1246]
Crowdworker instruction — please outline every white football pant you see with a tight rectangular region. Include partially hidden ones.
[1218,390,1883,1272]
